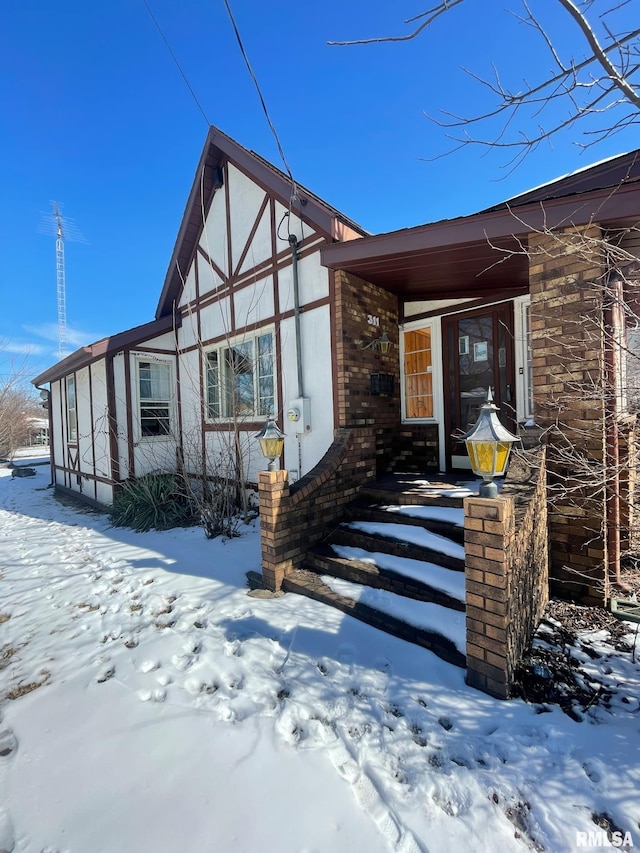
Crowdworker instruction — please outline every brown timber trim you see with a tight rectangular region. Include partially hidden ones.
[105,356,120,483]
[204,421,265,433]
[175,294,332,357]
[233,193,269,277]
[189,238,321,316]
[196,245,227,284]
[228,156,336,243]
[128,346,176,356]
[58,379,66,487]
[225,162,233,283]
[53,464,114,486]
[124,352,135,478]
[88,363,97,502]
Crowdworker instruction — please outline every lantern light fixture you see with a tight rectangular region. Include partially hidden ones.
[255,418,285,471]
[462,388,520,498]
[359,331,392,354]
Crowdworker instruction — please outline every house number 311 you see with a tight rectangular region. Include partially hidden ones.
[367,315,380,327]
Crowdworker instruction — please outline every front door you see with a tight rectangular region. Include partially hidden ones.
[442,304,516,469]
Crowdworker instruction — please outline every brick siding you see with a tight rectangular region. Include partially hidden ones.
[529,226,610,604]
[465,447,549,699]
[258,427,378,590]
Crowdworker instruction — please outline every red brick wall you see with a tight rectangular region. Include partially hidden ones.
[334,270,439,473]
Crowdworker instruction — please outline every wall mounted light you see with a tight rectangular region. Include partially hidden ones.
[359,332,392,354]
[255,418,285,471]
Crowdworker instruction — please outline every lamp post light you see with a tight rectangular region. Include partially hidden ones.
[462,388,520,498]
[255,418,285,471]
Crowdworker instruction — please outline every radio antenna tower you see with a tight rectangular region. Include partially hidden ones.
[53,203,68,360]
[38,202,86,361]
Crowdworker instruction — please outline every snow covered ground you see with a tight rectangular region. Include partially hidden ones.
[1,467,639,853]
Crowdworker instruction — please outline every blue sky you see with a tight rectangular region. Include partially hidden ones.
[2,0,639,383]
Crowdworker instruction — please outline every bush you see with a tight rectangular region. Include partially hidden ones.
[110,473,197,532]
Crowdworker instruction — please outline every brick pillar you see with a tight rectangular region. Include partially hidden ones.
[464,495,515,700]
[258,469,291,591]
[529,226,609,604]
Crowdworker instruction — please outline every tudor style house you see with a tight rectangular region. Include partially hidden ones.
[34,128,640,694]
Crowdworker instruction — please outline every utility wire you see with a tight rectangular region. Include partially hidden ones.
[222,0,296,197]
[142,0,210,127]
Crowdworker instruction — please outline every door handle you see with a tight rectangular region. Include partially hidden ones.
[506,384,513,402]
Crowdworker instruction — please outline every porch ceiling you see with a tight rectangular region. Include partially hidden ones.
[327,235,530,299]
[321,178,640,300]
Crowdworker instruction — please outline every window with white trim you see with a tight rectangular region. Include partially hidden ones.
[137,360,173,437]
[206,331,274,420]
[66,375,77,442]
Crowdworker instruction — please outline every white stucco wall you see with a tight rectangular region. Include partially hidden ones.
[89,360,111,482]
[278,248,328,313]
[233,276,275,328]
[279,303,334,479]
[50,380,65,489]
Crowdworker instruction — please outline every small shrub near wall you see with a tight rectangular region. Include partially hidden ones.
[110,473,197,532]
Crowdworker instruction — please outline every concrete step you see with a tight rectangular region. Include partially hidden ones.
[305,544,465,611]
[283,569,466,668]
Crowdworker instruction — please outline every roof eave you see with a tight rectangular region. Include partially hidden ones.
[321,182,640,271]
[32,314,181,387]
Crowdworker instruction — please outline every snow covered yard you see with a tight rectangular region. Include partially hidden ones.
[0,467,639,853]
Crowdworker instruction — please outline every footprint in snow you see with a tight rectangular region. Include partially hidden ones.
[96,665,115,684]
[171,654,193,672]
[137,688,166,703]
[0,729,17,757]
[224,640,242,657]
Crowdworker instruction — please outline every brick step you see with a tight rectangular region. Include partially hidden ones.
[305,544,465,611]
[327,526,465,572]
[282,569,466,668]
[358,485,467,508]
[343,502,465,545]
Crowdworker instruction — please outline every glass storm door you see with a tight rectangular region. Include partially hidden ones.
[442,304,516,469]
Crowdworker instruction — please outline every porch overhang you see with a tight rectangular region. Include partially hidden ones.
[321,181,640,299]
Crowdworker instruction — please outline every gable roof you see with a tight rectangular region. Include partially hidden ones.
[155,125,368,319]
[321,149,640,300]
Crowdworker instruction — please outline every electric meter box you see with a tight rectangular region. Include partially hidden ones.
[286,398,311,434]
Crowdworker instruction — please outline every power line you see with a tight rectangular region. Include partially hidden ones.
[222,0,296,194]
[142,0,210,127]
